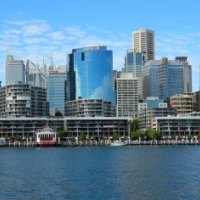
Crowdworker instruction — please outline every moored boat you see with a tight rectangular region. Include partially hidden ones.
[35,127,58,147]
[110,140,127,146]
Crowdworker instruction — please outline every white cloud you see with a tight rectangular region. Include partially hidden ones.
[22,24,51,36]
[64,26,86,38]
[23,37,48,44]
[1,17,200,90]
[47,31,66,41]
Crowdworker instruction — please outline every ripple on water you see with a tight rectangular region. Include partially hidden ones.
[0,146,200,200]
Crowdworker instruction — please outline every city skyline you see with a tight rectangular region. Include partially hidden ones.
[0,0,200,91]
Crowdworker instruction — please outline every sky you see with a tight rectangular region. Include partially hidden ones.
[0,0,200,91]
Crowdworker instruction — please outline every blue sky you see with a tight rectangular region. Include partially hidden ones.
[0,0,200,91]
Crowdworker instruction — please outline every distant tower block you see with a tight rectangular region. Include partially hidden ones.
[132,29,155,62]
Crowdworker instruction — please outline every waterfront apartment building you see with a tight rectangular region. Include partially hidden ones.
[138,97,176,130]
[0,86,5,116]
[132,29,155,62]
[0,117,131,139]
[48,72,67,116]
[0,83,48,118]
[116,73,139,118]
[170,94,194,115]
[67,46,115,104]
[6,55,26,85]
[153,112,200,137]
[65,99,115,117]
[142,57,192,100]
[125,50,144,99]
[194,91,200,112]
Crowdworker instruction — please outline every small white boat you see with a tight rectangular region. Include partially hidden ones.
[110,140,127,146]
[35,127,58,147]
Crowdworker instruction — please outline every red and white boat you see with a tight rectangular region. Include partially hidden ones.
[35,127,58,147]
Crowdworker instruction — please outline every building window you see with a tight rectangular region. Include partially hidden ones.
[81,52,85,61]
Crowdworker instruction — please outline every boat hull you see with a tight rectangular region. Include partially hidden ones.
[110,141,127,146]
[35,141,58,147]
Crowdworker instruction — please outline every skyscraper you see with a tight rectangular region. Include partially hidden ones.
[132,29,155,62]
[26,59,47,88]
[125,50,144,99]
[48,72,67,116]
[67,46,115,104]
[6,55,25,85]
[116,73,138,117]
[175,57,192,93]
[143,57,185,100]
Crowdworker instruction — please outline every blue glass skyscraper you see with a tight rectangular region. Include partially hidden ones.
[143,58,185,100]
[67,46,115,104]
[125,50,144,99]
[48,72,67,115]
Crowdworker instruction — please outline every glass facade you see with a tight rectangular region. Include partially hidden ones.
[67,46,115,104]
[48,72,67,115]
[143,63,160,98]
[160,63,183,99]
[143,58,184,100]
[125,51,144,99]
[125,51,143,75]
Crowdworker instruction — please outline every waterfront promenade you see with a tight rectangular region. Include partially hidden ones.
[2,138,199,147]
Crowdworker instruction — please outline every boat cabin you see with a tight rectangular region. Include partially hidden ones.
[35,128,57,146]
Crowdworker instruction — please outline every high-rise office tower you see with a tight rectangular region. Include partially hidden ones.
[143,57,186,100]
[48,72,67,116]
[67,46,115,104]
[6,55,25,85]
[132,29,155,62]
[26,60,47,88]
[125,50,144,99]
[175,57,192,93]
[116,73,138,117]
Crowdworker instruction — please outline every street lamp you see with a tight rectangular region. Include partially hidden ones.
[76,121,79,145]
[87,121,90,139]
[128,120,131,145]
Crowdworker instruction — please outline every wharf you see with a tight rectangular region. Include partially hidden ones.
[1,139,200,147]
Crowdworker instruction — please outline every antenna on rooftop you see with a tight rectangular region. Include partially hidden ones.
[50,55,54,66]
[199,65,200,91]
[43,54,45,66]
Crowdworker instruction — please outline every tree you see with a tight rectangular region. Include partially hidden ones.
[112,133,119,140]
[55,111,63,117]
[57,128,68,138]
[14,134,21,141]
[145,129,159,140]
[79,132,86,141]
[130,119,139,132]
[131,131,140,140]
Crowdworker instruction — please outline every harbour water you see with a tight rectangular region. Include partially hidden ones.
[0,146,200,200]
